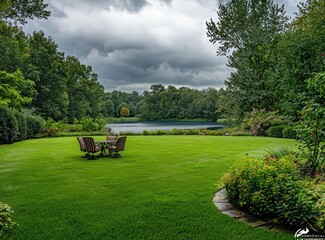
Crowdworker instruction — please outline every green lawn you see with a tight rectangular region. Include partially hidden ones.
[0,136,296,240]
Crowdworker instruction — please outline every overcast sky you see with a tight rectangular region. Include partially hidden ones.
[23,0,303,93]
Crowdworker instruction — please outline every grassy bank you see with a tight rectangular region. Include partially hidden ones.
[106,118,220,123]
[0,136,295,239]
[106,117,140,122]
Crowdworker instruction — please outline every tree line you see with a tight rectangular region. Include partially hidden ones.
[1,1,105,123]
[104,85,225,120]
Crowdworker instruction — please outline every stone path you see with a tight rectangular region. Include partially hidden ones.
[212,189,294,234]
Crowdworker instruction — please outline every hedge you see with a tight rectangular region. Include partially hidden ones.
[0,107,17,144]
[268,125,285,138]
[283,127,297,139]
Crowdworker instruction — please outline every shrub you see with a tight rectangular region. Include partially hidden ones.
[63,124,83,132]
[80,117,98,132]
[268,125,285,138]
[79,117,107,132]
[212,129,227,135]
[242,109,284,136]
[283,127,297,139]
[295,101,325,177]
[25,114,44,139]
[182,129,200,135]
[266,147,294,159]
[95,118,107,131]
[0,107,17,144]
[222,156,319,228]
[141,130,168,135]
[274,181,319,227]
[20,108,44,139]
[118,131,141,136]
[0,202,18,238]
[41,128,60,137]
[168,128,181,135]
[13,109,27,141]
[45,118,67,131]
[313,182,325,232]
[201,129,222,136]
[153,130,168,135]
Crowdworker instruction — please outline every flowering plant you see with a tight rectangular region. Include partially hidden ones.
[41,127,60,137]
[0,202,18,237]
[242,109,284,136]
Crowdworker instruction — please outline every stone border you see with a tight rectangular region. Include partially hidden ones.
[212,189,294,234]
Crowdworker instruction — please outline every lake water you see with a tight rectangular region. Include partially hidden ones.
[106,121,224,134]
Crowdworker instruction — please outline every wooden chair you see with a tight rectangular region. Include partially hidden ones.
[108,136,127,158]
[82,137,101,160]
[106,134,118,147]
[77,137,90,158]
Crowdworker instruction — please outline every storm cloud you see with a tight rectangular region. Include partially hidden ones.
[23,0,302,92]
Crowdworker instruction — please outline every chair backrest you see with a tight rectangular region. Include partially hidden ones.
[77,137,86,151]
[82,137,97,153]
[116,137,127,151]
[106,135,118,141]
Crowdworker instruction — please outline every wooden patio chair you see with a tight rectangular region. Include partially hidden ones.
[108,136,127,158]
[77,137,90,158]
[82,137,101,160]
[106,134,118,147]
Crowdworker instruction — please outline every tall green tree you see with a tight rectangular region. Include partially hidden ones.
[0,69,34,108]
[103,99,115,117]
[160,85,180,119]
[136,84,221,121]
[104,90,141,117]
[139,84,165,120]
[80,70,105,119]
[64,56,105,122]
[0,20,30,73]
[206,0,289,119]
[0,32,21,72]
[0,0,50,25]
[271,0,325,120]
[26,31,68,120]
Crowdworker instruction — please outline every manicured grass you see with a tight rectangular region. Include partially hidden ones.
[0,136,296,240]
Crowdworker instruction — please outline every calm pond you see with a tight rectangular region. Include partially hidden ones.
[106,121,224,134]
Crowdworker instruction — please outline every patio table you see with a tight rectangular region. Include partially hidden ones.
[95,140,117,157]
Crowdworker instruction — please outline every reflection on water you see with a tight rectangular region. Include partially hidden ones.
[106,121,224,134]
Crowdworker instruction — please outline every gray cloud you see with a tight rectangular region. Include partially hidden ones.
[49,5,67,18]
[90,0,149,12]
[49,0,149,13]
[23,0,303,93]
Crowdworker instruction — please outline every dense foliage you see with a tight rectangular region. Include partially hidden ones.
[0,0,50,25]
[207,0,289,119]
[137,85,223,120]
[0,107,17,143]
[222,156,322,230]
[0,106,43,143]
[207,0,325,121]
[103,86,227,121]
[0,201,18,238]
[267,125,285,138]
[296,102,325,177]
[241,109,284,136]
[0,5,105,123]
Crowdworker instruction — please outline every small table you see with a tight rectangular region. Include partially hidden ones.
[95,140,117,157]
